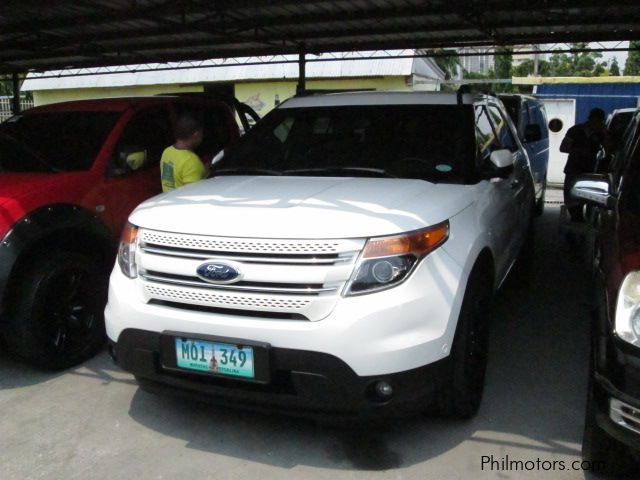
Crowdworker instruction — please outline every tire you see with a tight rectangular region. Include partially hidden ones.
[582,360,639,476]
[534,177,546,216]
[430,265,491,419]
[4,251,108,370]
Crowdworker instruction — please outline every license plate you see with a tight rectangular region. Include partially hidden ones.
[175,338,255,379]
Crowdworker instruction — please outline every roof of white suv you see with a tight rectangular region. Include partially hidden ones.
[281,91,484,108]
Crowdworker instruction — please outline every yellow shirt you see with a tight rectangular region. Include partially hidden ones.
[160,145,206,192]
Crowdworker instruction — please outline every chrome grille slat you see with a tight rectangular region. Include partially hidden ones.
[610,399,640,435]
[144,284,312,311]
[139,245,356,265]
[140,272,339,295]
[140,230,346,254]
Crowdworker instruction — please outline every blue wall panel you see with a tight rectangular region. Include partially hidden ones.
[535,83,640,123]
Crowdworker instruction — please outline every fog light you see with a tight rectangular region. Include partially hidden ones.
[375,381,394,399]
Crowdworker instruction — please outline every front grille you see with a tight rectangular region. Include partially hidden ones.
[137,229,365,321]
[141,230,344,254]
[145,284,312,310]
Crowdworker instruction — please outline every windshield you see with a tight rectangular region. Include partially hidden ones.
[0,133,52,173]
[0,111,120,172]
[214,104,475,183]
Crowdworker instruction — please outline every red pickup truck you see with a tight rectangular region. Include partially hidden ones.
[0,96,239,369]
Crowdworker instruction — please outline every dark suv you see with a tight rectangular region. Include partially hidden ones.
[572,108,640,476]
[0,96,239,370]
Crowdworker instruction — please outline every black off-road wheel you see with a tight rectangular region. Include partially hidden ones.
[430,266,492,419]
[4,251,108,370]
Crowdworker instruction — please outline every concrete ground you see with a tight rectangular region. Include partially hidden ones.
[0,201,600,479]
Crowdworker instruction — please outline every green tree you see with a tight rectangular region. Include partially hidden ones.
[610,58,621,76]
[547,43,607,77]
[624,40,640,75]
[425,49,460,80]
[512,58,551,77]
[493,47,515,92]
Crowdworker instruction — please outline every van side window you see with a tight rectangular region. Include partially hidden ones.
[488,105,517,152]
[530,105,549,140]
[475,105,499,165]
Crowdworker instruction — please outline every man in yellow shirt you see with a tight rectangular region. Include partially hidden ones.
[160,113,206,192]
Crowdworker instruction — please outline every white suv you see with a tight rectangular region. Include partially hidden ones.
[106,91,534,418]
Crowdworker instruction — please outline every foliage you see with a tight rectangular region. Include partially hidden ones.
[546,43,607,77]
[425,49,461,80]
[624,41,640,75]
[512,59,551,77]
[609,58,621,76]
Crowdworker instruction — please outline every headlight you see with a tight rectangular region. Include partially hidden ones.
[117,223,138,279]
[615,271,640,347]
[344,221,449,296]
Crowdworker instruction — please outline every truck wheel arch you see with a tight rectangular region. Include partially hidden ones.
[0,204,115,316]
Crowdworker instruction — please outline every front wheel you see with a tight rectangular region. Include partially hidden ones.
[430,266,491,419]
[5,251,108,370]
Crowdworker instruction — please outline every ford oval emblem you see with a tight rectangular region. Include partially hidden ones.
[196,262,242,284]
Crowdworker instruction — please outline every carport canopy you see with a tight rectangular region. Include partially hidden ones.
[1,0,639,75]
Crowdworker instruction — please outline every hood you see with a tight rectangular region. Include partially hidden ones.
[130,176,474,239]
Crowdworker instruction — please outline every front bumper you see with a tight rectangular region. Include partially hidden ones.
[593,333,640,451]
[105,248,466,377]
[110,328,450,416]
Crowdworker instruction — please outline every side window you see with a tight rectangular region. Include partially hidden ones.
[488,105,517,152]
[532,105,549,139]
[118,106,173,171]
[621,136,640,214]
[475,105,498,164]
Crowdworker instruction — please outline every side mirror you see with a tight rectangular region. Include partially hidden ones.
[490,149,514,169]
[524,124,542,143]
[571,174,617,209]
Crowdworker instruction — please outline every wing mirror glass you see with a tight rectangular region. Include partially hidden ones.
[489,149,514,169]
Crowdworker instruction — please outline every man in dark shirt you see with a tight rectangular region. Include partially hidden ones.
[560,107,608,221]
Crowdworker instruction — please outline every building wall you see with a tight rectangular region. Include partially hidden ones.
[32,84,204,106]
[31,76,410,113]
[234,76,410,116]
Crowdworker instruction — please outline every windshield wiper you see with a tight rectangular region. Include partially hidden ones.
[211,167,282,177]
[283,167,396,178]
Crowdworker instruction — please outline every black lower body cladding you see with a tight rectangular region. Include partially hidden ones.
[111,328,449,418]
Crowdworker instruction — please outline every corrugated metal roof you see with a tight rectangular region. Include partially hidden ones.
[22,50,444,91]
[2,1,638,75]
